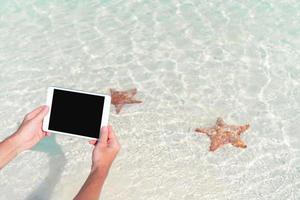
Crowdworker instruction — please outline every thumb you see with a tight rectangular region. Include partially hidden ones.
[108,126,118,145]
[99,127,108,144]
[34,106,49,121]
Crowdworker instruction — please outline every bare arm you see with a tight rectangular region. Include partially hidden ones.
[74,126,120,200]
[0,134,19,170]
[73,166,109,200]
[0,106,50,170]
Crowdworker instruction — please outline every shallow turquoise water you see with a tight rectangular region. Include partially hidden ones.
[0,0,300,200]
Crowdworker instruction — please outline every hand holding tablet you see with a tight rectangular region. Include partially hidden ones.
[42,87,111,140]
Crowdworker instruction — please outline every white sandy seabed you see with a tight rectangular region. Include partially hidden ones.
[0,0,300,200]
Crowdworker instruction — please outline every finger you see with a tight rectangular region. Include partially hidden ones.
[108,125,115,139]
[33,106,49,121]
[108,126,119,144]
[99,127,108,144]
[89,140,97,145]
[26,105,46,120]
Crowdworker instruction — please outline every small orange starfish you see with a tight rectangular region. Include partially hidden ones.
[110,88,142,114]
[195,118,250,152]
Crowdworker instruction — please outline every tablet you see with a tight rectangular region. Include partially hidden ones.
[42,86,111,140]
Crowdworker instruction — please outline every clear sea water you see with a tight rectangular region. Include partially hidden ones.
[0,0,300,199]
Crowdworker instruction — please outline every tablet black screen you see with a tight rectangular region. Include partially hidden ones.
[48,89,104,139]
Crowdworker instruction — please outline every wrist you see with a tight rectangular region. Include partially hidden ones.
[91,164,110,177]
[6,133,22,155]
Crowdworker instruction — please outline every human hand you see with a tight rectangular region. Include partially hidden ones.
[12,105,50,153]
[89,126,120,173]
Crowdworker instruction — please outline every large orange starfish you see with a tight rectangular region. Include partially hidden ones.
[195,118,250,152]
[110,88,142,114]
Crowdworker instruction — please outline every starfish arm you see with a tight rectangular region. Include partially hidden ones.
[115,104,124,114]
[195,128,210,134]
[216,118,225,126]
[232,139,247,148]
[238,124,250,135]
[126,99,142,104]
[209,140,222,151]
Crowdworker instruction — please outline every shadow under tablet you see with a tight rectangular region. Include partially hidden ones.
[26,135,66,200]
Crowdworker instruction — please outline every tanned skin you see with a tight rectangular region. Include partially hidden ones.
[0,106,120,200]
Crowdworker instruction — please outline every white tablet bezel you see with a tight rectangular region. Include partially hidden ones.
[42,86,111,140]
